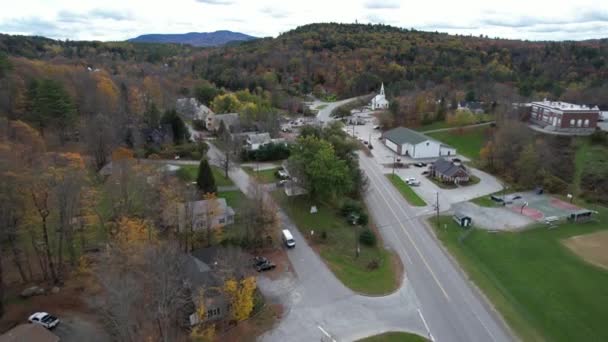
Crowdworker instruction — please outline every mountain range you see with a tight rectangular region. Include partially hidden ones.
[127,30,256,47]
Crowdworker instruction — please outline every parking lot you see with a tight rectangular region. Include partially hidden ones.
[345,115,502,214]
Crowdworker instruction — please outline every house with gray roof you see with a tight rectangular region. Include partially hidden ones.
[246,132,272,150]
[430,158,470,184]
[381,127,456,159]
[206,112,240,132]
[164,198,235,232]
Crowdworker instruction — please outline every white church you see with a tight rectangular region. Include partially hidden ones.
[370,83,389,110]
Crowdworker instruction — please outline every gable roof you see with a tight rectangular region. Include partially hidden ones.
[181,198,235,219]
[214,113,240,127]
[247,132,271,145]
[433,158,468,177]
[383,127,432,145]
[0,324,59,342]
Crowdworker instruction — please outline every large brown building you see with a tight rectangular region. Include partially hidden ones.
[530,100,599,133]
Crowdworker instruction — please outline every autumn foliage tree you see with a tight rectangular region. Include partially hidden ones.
[223,276,256,322]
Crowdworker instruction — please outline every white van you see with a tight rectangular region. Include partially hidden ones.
[282,229,295,248]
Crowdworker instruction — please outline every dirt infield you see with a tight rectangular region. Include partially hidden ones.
[563,230,608,270]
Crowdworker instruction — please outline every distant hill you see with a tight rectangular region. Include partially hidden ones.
[127,30,257,47]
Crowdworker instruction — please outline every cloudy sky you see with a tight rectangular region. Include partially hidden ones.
[1,0,608,41]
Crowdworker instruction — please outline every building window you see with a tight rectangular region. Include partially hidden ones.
[584,119,589,127]
[570,119,575,127]
[577,119,583,127]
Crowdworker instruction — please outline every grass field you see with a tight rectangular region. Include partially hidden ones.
[470,195,500,207]
[427,126,490,160]
[243,167,278,184]
[573,138,591,196]
[414,121,450,132]
[386,174,426,206]
[430,205,608,342]
[176,164,234,187]
[357,331,428,342]
[272,191,400,295]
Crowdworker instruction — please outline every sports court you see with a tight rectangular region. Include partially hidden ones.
[506,191,582,222]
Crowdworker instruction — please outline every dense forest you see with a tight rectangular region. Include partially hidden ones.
[198,23,608,103]
[1,23,608,132]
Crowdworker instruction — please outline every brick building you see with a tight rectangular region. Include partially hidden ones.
[530,100,599,133]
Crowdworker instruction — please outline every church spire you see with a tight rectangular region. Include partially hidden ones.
[380,83,385,96]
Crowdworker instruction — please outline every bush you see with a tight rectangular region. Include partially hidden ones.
[340,199,362,217]
[192,119,206,131]
[358,212,369,226]
[359,229,377,247]
[367,259,380,270]
[241,142,290,162]
[590,131,608,146]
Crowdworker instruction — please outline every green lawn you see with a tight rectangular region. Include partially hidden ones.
[572,138,591,196]
[414,121,450,132]
[430,206,608,342]
[272,191,400,295]
[220,190,248,211]
[243,167,278,184]
[428,126,490,160]
[386,174,426,206]
[470,195,500,207]
[357,332,427,342]
[176,164,234,187]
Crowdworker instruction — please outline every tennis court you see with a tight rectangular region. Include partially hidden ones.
[507,192,582,222]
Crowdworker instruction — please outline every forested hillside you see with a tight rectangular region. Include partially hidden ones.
[198,23,608,103]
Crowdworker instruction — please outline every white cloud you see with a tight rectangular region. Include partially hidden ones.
[0,0,606,41]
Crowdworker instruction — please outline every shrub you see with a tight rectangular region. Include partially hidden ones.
[358,212,369,226]
[340,199,362,217]
[320,231,327,240]
[241,143,290,162]
[359,229,376,247]
[590,130,608,146]
[367,259,380,270]
[192,119,207,131]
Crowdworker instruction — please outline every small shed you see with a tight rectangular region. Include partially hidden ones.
[453,212,472,228]
[568,209,593,222]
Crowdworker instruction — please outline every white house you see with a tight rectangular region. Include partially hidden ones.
[370,83,389,110]
[382,127,456,159]
[246,132,272,151]
[164,198,235,232]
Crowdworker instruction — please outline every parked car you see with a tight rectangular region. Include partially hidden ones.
[373,125,381,130]
[452,158,462,163]
[253,256,269,267]
[277,179,288,187]
[413,162,427,167]
[28,312,60,329]
[276,169,289,179]
[256,261,276,272]
[422,171,430,176]
[253,257,276,272]
[407,180,421,186]
[282,229,296,248]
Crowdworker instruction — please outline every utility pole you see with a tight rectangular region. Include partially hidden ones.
[435,192,440,224]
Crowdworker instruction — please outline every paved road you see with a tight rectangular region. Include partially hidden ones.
[205,142,427,341]
[314,97,361,125]
[359,153,513,342]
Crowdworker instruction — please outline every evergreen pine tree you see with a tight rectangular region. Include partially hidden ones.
[196,158,217,194]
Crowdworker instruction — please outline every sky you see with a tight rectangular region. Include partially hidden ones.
[1,0,608,41]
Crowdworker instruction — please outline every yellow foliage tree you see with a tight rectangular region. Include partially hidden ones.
[113,217,155,251]
[223,277,257,322]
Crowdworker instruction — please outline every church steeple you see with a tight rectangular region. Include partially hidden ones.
[380,83,385,96]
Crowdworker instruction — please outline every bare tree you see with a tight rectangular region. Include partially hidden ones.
[84,114,117,171]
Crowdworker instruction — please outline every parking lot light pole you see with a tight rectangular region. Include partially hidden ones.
[386,155,396,174]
